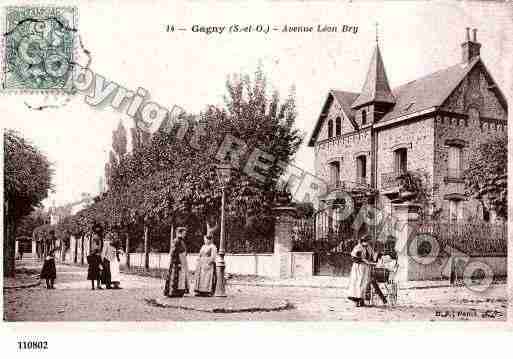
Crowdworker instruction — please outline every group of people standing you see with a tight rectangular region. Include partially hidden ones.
[39,227,125,291]
[87,232,124,290]
[40,223,392,306]
[164,226,218,298]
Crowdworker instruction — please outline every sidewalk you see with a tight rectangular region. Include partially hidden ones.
[31,258,482,291]
[228,275,455,290]
[3,264,41,289]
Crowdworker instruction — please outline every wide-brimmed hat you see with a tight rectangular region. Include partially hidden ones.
[176,226,187,232]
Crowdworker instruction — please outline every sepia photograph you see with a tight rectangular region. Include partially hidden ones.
[1,0,512,351]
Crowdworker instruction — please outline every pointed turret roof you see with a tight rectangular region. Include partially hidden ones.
[351,44,395,108]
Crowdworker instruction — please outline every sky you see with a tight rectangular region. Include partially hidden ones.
[2,0,512,208]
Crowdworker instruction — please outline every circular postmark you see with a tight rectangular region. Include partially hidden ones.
[4,7,76,90]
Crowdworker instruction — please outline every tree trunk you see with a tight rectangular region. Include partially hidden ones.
[80,235,85,265]
[169,223,174,254]
[125,230,130,269]
[4,218,16,277]
[144,225,149,270]
[74,235,78,263]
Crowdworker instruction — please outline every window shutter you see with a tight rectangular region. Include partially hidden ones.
[394,151,399,174]
[448,146,461,177]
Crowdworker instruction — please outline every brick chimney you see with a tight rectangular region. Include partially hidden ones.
[462,27,481,63]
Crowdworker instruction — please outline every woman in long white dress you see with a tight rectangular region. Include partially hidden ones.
[193,235,217,296]
[109,240,123,289]
[347,235,376,307]
[101,239,123,289]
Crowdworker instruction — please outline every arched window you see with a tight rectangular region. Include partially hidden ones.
[327,119,333,138]
[335,117,341,137]
[362,110,367,125]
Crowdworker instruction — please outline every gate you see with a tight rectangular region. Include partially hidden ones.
[291,208,361,276]
[314,208,358,276]
[291,185,378,276]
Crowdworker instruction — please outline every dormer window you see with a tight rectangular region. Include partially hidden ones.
[328,119,333,138]
[361,110,367,125]
[335,117,341,137]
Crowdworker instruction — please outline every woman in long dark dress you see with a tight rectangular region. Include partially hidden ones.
[164,226,190,297]
[40,249,57,289]
[87,248,103,290]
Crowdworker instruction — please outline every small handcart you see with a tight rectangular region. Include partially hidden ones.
[368,256,399,306]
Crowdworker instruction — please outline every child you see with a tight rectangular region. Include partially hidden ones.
[40,249,57,289]
[87,249,103,290]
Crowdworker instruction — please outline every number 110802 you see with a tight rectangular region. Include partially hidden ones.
[18,341,48,350]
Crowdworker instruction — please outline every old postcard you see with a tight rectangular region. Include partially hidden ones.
[1,0,512,353]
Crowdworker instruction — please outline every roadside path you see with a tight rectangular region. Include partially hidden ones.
[4,259,507,321]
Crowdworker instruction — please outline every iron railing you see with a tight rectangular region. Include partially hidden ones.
[415,221,507,257]
[291,216,507,257]
[226,235,274,253]
[381,171,403,189]
[327,179,371,193]
[290,213,360,253]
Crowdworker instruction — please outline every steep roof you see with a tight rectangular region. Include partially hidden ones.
[331,90,359,119]
[308,56,507,146]
[380,57,479,123]
[351,44,395,108]
[307,90,359,147]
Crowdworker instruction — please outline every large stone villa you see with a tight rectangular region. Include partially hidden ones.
[308,28,507,223]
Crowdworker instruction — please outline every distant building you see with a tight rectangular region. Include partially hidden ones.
[49,193,94,225]
[98,176,106,195]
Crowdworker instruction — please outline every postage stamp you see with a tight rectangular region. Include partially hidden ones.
[1,6,77,92]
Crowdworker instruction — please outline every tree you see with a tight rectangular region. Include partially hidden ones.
[112,120,127,158]
[464,137,507,220]
[16,208,50,239]
[68,64,303,255]
[4,130,53,276]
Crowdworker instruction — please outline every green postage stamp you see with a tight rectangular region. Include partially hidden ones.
[2,6,77,92]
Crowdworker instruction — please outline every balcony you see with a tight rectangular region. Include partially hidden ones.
[380,171,416,202]
[326,179,371,194]
[381,171,403,191]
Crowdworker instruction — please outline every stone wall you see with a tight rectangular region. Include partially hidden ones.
[434,64,507,221]
[314,128,372,185]
[433,115,506,221]
[441,64,507,120]
[403,255,507,281]
[376,117,435,214]
[314,93,372,188]
[316,97,355,142]
[124,252,276,277]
